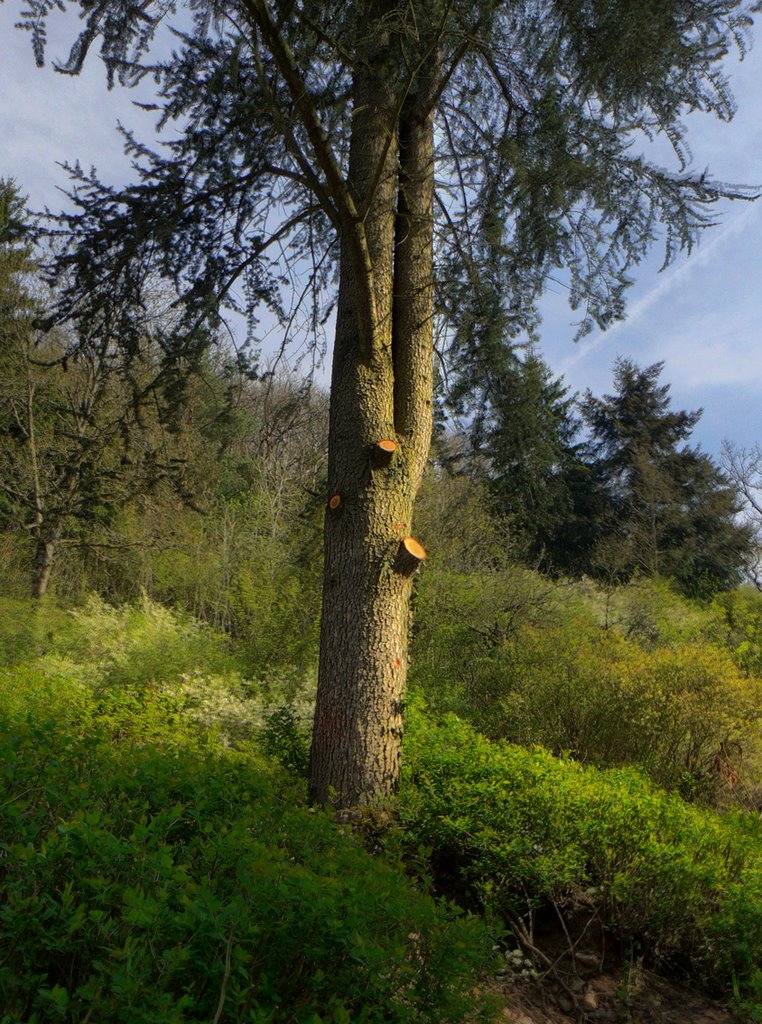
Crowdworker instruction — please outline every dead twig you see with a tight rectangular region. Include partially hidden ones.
[213,931,234,1024]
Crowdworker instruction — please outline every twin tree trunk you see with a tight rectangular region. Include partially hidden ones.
[308,33,436,807]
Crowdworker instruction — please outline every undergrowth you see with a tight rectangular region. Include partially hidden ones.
[2,595,762,1020]
[399,702,762,1014]
[0,672,495,1023]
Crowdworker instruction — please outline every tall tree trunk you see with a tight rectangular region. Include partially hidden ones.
[31,527,60,598]
[309,33,435,807]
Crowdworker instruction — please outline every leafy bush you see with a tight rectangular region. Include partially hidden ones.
[0,677,496,1023]
[710,588,762,678]
[491,629,761,801]
[0,534,33,602]
[94,489,323,679]
[0,596,320,749]
[38,593,241,686]
[412,570,762,805]
[0,597,71,668]
[411,566,573,720]
[260,704,311,776]
[399,705,762,1009]
[580,576,711,647]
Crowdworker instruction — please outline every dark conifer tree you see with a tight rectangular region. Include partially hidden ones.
[581,359,754,595]
[12,0,759,803]
[0,179,36,341]
[466,347,583,569]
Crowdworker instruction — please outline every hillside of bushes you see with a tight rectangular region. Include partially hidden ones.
[1,588,761,1021]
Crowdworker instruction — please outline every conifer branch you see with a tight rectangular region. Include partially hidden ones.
[242,0,352,221]
[243,0,379,359]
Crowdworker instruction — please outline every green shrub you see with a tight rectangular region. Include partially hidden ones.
[260,704,311,776]
[0,596,322,750]
[0,682,496,1023]
[399,704,762,1009]
[41,593,240,686]
[101,492,323,679]
[710,588,762,678]
[0,597,71,668]
[411,566,574,722]
[412,572,762,805]
[491,629,761,801]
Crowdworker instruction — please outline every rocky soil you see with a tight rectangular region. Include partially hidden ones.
[497,967,737,1024]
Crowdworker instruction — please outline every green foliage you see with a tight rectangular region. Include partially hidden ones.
[412,569,762,806]
[41,594,240,686]
[399,704,762,1008]
[411,563,570,717]
[591,576,710,647]
[0,595,319,751]
[260,705,311,777]
[0,671,496,1023]
[580,359,754,597]
[414,470,510,574]
[461,348,593,572]
[0,177,36,322]
[456,356,756,594]
[3,584,762,1017]
[709,588,762,678]
[0,597,71,667]
[127,492,322,676]
[46,377,327,680]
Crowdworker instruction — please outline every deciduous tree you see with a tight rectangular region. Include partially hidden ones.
[722,440,762,589]
[0,180,210,597]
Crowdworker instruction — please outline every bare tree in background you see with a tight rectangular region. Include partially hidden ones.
[723,441,762,589]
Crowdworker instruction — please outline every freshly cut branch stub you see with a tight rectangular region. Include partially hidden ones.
[372,439,397,466]
[328,493,342,511]
[394,536,427,576]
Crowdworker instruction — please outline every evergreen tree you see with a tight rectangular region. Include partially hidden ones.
[0,178,36,348]
[471,348,582,569]
[14,0,758,804]
[581,359,753,596]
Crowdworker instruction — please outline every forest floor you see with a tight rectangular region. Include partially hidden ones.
[489,923,737,1024]
[497,966,736,1024]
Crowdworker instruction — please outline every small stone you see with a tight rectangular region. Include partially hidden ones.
[582,989,599,1011]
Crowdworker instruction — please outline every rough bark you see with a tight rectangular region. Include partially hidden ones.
[308,26,436,807]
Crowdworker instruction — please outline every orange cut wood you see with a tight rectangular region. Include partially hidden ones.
[328,493,342,510]
[394,536,427,576]
[372,439,398,466]
[401,536,426,561]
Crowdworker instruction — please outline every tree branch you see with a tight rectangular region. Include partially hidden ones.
[243,0,379,359]
[242,0,352,222]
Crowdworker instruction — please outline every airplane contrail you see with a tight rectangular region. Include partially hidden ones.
[559,201,761,374]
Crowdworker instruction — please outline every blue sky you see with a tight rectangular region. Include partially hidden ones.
[1,3,761,457]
